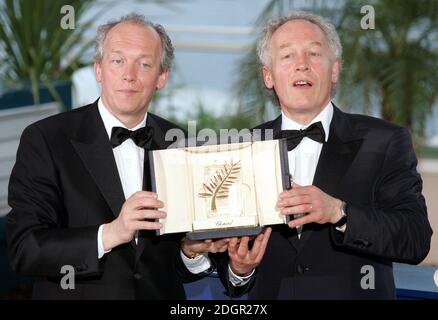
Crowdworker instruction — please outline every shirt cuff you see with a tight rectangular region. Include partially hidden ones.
[97,224,112,259]
[228,264,255,287]
[180,251,212,274]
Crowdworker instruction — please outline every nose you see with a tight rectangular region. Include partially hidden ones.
[122,62,137,82]
[295,54,310,72]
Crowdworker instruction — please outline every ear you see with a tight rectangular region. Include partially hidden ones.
[331,59,340,84]
[94,62,102,83]
[156,70,170,90]
[262,66,274,89]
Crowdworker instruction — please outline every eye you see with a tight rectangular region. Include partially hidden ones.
[310,51,321,57]
[111,59,122,65]
[141,63,151,68]
[282,53,292,59]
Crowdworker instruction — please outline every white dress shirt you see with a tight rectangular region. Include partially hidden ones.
[281,102,333,237]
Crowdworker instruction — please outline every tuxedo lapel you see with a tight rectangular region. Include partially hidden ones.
[298,106,364,249]
[135,150,152,261]
[147,114,170,150]
[255,114,282,140]
[70,102,125,218]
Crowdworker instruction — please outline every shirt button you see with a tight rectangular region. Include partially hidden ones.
[133,273,143,280]
[353,239,372,247]
[75,263,88,272]
[296,264,309,274]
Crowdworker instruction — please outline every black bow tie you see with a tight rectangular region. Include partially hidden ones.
[110,126,154,149]
[280,121,326,151]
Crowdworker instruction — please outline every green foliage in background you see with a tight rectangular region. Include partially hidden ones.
[0,0,102,107]
[0,0,195,111]
[338,0,438,140]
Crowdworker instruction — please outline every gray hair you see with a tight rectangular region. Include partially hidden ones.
[257,11,343,104]
[94,13,174,73]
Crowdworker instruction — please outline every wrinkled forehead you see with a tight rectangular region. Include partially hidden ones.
[271,19,329,48]
[104,22,161,51]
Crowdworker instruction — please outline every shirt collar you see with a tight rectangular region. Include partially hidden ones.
[98,98,148,139]
[281,101,333,142]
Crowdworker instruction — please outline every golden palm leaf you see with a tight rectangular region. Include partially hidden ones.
[198,160,241,212]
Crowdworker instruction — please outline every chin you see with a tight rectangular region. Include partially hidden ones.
[113,104,139,114]
[288,102,316,112]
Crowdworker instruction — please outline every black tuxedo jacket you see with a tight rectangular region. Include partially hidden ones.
[6,101,201,299]
[221,105,432,299]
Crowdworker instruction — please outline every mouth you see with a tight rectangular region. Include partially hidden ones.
[292,80,313,88]
[117,89,139,95]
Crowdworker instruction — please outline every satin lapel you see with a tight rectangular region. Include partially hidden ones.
[135,151,152,261]
[70,102,125,218]
[266,115,282,140]
[298,107,364,250]
[285,225,301,252]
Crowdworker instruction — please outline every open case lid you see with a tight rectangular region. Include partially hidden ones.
[149,138,290,240]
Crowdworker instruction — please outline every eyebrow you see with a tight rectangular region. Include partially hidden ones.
[109,50,153,59]
[279,41,323,49]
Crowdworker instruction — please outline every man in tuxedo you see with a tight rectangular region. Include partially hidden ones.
[222,11,433,299]
[5,14,229,299]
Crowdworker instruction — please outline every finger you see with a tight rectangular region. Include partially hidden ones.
[228,237,239,256]
[277,195,311,208]
[279,185,315,199]
[135,210,167,220]
[217,243,229,253]
[278,189,302,200]
[278,183,302,198]
[136,198,165,209]
[219,237,233,242]
[278,189,293,200]
[129,192,163,205]
[185,240,210,253]
[229,237,239,243]
[294,185,319,195]
[281,204,313,216]
[132,191,159,199]
[237,236,250,257]
[132,220,162,230]
[255,227,272,262]
[249,228,271,260]
[248,231,266,260]
[287,214,314,229]
[213,238,231,248]
[125,196,164,211]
